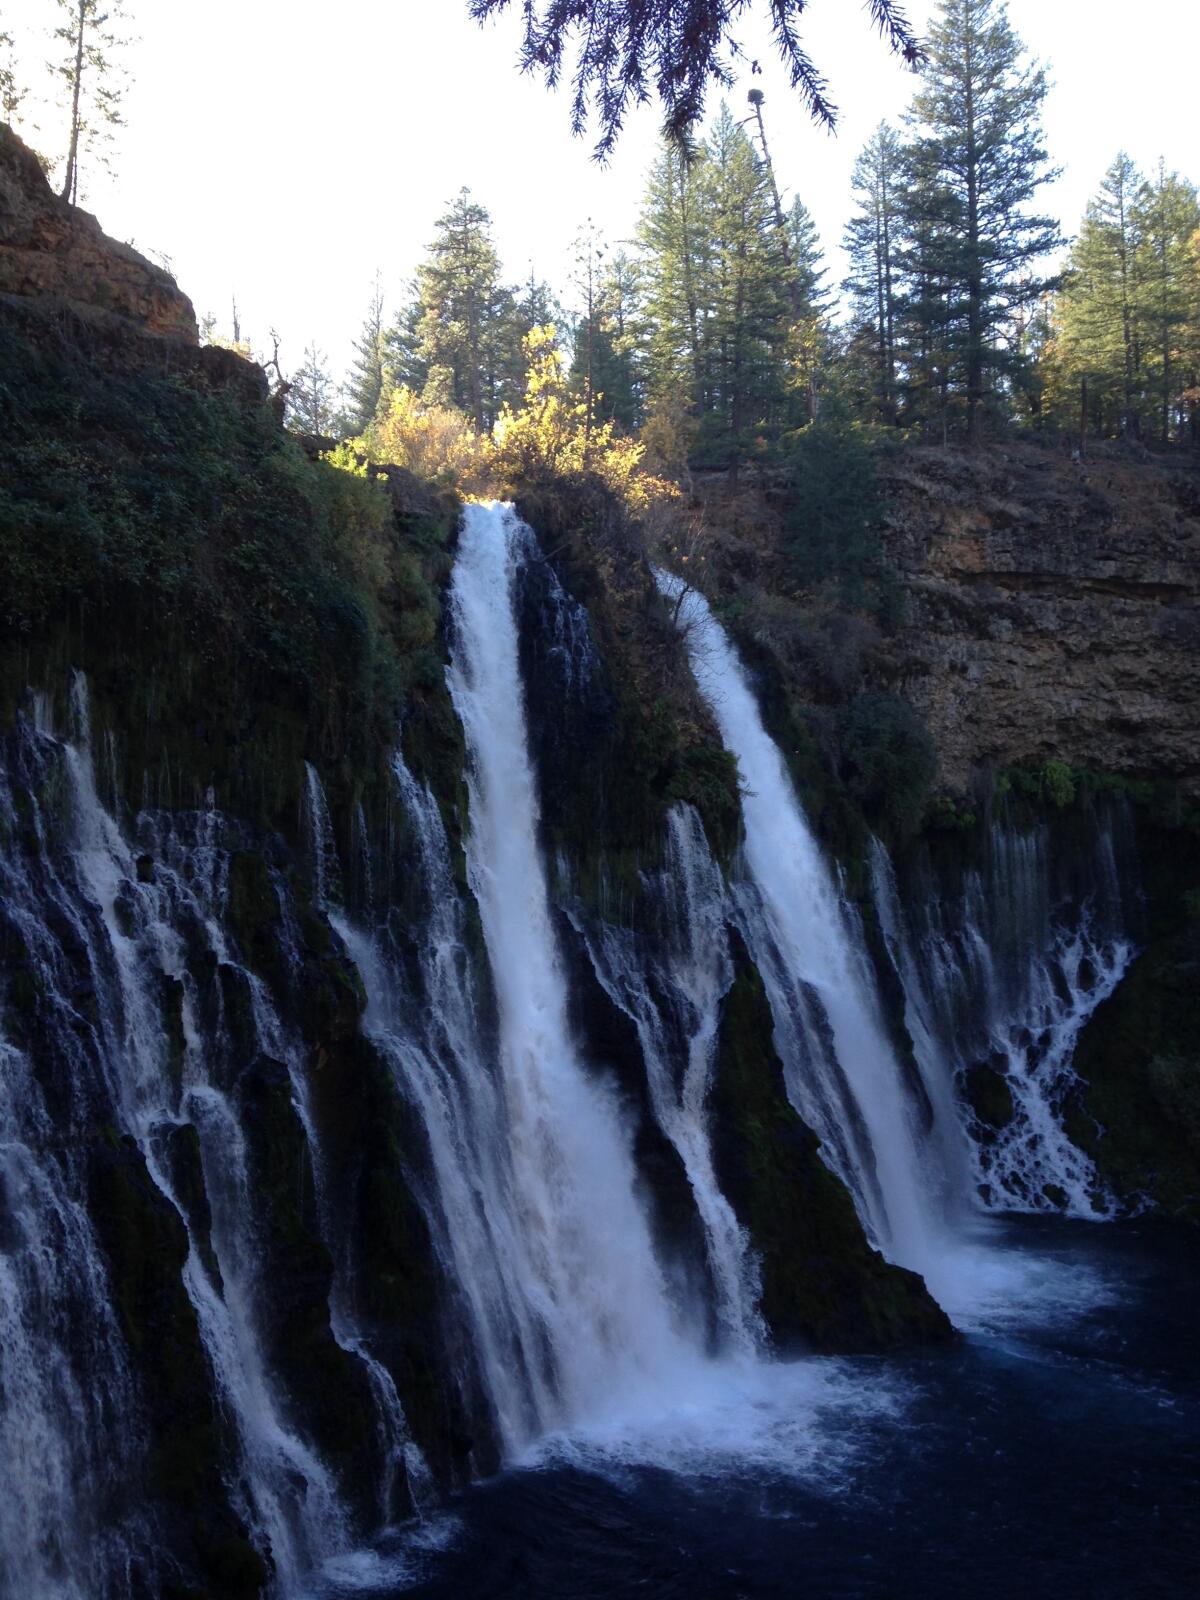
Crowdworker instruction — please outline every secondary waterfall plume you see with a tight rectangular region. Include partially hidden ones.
[656,572,948,1276]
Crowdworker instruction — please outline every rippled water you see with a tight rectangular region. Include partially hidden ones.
[308,1219,1199,1600]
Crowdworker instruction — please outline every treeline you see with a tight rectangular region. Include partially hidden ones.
[284,0,1198,466]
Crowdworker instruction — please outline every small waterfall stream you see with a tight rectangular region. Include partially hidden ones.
[656,573,949,1276]
[871,821,1135,1216]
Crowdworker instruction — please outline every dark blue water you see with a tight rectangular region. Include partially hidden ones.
[321,1219,1198,1600]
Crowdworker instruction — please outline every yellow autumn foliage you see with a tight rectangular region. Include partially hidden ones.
[491,327,678,511]
[362,385,493,492]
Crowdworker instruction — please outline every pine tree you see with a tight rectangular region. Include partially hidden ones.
[784,195,832,424]
[893,134,959,434]
[903,0,1061,442]
[567,218,607,457]
[699,103,790,473]
[344,275,388,434]
[1133,162,1200,444]
[843,122,903,423]
[411,189,521,431]
[53,0,128,204]
[383,285,427,396]
[1182,224,1200,446]
[287,344,337,436]
[1046,155,1146,439]
[637,139,712,419]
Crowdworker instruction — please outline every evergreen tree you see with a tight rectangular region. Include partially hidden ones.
[784,195,833,424]
[567,218,607,456]
[637,138,712,419]
[699,103,790,472]
[53,0,128,204]
[893,133,959,434]
[787,196,832,318]
[1046,154,1146,439]
[411,189,522,431]
[1133,162,1200,444]
[383,284,427,396]
[344,274,388,434]
[843,122,903,423]
[1183,224,1200,446]
[287,344,338,436]
[903,0,1061,442]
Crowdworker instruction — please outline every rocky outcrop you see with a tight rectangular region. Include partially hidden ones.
[877,445,1200,796]
[688,443,1199,806]
[0,123,196,341]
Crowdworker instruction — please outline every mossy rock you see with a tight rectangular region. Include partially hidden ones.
[86,1137,267,1597]
[963,1061,1016,1134]
[1071,923,1200,1219]
[709,933,953,1352]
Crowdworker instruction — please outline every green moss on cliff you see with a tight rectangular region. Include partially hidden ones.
[516,475,741,876]
[0,312,459,844]
[1070,923,1200,1219]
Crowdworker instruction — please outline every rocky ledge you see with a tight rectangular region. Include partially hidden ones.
[0,123,197,342]
[877,444,1200,796]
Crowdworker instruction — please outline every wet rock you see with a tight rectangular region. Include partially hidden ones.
[963,1063,1016,1131]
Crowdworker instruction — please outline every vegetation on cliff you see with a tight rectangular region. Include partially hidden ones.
[0,304,458,836]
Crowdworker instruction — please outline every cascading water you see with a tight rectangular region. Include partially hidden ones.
[656,574,949,1277]
[59,679,352,1591]
[871,820,1136,1216]
[0,748,148,1599]
[0,676,451,1595]
[562,804,765,1357]
[445,502,699,1431]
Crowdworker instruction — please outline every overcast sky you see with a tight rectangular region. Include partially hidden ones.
[6,0,1198,381]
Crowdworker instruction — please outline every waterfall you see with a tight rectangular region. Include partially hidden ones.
[59,677,349,1590]
[0,754,147,1598]
[657,575,948,1277]
[444,502,697,1433]
[0,676,460,1594]
[871,821,1135,1217]
[563,805,765,1357]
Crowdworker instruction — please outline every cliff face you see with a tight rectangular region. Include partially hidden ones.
[877,445,1200,797]
[0,125,197,341]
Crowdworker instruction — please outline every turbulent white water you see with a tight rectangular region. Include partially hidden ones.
[446,502,704,1430]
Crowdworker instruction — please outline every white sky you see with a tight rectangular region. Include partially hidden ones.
[5,0,1198,381]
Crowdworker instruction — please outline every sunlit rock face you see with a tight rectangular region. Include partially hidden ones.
[875,445,1200,797]
[0,124,197,341]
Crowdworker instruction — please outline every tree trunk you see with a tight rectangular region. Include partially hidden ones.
[964,25,983,447]
[60,2,86,204]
